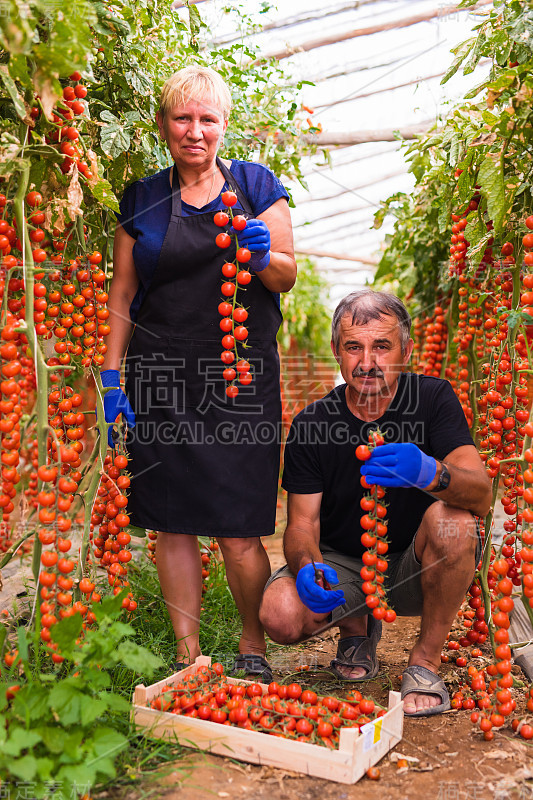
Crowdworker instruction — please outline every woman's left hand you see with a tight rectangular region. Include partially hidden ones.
[247,199,296,293]
[237,218,270,252]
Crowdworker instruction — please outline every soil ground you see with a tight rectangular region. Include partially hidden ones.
[1,505,532,800]
[144,525,532,800]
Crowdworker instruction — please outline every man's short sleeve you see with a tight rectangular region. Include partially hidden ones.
[427,379,475,461]
[281,418,324,494]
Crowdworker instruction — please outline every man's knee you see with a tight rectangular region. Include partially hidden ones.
[421,501,478,560]
[259,581,306,644]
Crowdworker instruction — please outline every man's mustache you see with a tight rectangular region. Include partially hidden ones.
[352,367,385,379]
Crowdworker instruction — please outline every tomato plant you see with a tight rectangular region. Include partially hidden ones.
[374,0,533,741]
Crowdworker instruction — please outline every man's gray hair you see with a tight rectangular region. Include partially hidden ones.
[331,289,412,354]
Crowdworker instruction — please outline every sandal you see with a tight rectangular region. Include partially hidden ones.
[229,653,273,684]
[400,665,451,717]
[329,616,382,682]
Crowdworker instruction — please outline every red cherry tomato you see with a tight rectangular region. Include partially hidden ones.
[26,191,43,207]
[236,247,251,263]
[221,191,238,207]
[356,445,371,461]
[233,307,248,323]
[214,211,229,227]
[216,232,231,249]
[232,215,247,231]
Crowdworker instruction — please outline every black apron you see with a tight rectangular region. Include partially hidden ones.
[124,158,282,536]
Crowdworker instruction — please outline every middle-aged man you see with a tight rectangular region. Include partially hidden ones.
[260,289,491,717]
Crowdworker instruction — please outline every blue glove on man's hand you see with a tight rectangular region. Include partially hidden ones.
[100,369,136,448]
[236,219,270,272]
[296,562,345,614]
[360,443,437,489]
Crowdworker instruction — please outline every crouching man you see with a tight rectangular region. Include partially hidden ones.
[260,289,491,716]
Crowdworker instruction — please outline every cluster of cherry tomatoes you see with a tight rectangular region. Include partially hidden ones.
[411,305,447,379]
[0,71,124,655]
[0,314,36,553]
[90,452,136,611]
[34,71,94,181]
[200,540,219,596]
[149,662,385,748]
[215,191,253,398]
[355,431,396,623]
[411,197,533,739]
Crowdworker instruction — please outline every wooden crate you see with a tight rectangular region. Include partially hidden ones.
[133,656,403,784]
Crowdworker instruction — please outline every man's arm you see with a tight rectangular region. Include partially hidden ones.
[424,444,492,518]
[283,491,323,576]
[283,490,346,614]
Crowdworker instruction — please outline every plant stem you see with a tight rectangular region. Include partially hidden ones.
[12,165,49,587]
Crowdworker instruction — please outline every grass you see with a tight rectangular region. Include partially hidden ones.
[95,546,243,798]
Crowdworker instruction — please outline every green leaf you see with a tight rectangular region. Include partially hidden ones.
[125,70,152,95]
[100,110,119,124]
[98,691,130,713]
[88,726,128,760]
[463,29,486,75]
[457,167,474,203]
[478,155,506,234]
[2,727,41,757]
[79,695,107,726]
[56,762,96,793]
[13,683,50,722]
[0,1,34,55]
[88,176,120,212]
[124,110,142,125]
[91,755,117,778]
[189,4,204,38]
[468,230,492,271]
[487,71,516,92]
[35,756,54,780]
[36,725,69,755]
[441,38,475,85]
[49,684,82,726]
[482,110,499,126]
[101,122,131,159]
[115,640,164,674]
[8,754,38,782]
[127,524,146,538]
[50,613,83,652]
[57,729,84,764]
[0,65,27,120]
[464,79,491,100]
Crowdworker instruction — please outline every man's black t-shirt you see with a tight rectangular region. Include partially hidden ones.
[281,373,475,558]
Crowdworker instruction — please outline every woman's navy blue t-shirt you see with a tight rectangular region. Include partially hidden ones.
[115,160,290,322]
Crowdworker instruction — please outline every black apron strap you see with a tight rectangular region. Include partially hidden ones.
[216,157,254,216]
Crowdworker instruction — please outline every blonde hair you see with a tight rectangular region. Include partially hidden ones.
[159,66,232,120]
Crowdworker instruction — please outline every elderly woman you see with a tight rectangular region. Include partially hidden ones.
[100,65,296,681]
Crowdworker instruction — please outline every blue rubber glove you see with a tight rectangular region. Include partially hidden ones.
[296,563,345,613]
[100,369,136,448]
[360,443,437,489]
[236,219,270,272]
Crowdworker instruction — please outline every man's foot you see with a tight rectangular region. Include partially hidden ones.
[400,665,451,716]
[330,617,382,681]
